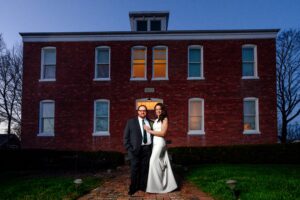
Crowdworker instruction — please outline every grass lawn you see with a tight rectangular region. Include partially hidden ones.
[0,171,102,200]
[187,164,300,200]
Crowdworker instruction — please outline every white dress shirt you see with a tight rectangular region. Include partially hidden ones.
[138,117,152,145]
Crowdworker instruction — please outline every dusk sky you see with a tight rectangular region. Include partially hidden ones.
[1,0,300,48]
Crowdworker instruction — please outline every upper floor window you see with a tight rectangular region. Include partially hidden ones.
[188,98,205,135]
[95,46,110,80]
[188,45,204,79]
[131,46,147,80]
[242,45,258,79]
[38,100,55,136]
[41,47,56,81]
[243,97,260,134]
[150,20,161,31]
[136,20,148,31]
[93,99,110,136]
[152,46,168,80]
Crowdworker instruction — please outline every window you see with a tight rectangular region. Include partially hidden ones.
[242,45,258,78]
[39,100,55,136]
[152,46,168,80]
[243,98,260,134]
[136,98,163,110]
[150,20,161,31]
[131,46,147,80]
[136,20,147,31]
[188,98,205,135]
[95,46,110,80]
[93,100,110,136]
[41,47,56,81]
[188,45,204,79]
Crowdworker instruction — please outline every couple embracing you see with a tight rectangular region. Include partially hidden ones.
[124,103,177,195]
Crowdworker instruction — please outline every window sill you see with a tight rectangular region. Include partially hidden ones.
[93,78,111,81]
[188,131,205,135]
[93,132,110,136]
[243,130,261,134]
[187,77,205,80]
[151,78,169,81]
[130,78,147,81]
[39,79,56,82]
[242,76,259,80]
[37,133,55,137]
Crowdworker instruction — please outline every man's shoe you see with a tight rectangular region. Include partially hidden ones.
[128,190,135,196]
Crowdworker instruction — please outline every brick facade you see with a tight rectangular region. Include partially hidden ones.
[21,38,278,152]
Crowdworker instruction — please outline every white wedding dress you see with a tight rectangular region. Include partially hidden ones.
[146,119,177,193]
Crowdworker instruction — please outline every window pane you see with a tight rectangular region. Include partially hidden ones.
[96,102,108,117]
[244,116,256,130]
[133,64,145,78]
[242,47,254,62]
[42,103,54,118]
[190,101,202,116]
[242,63,254,76]
[44,65,56,79]
[189,63,201,77]
[154,63,166,77]
[244,101,255,115]
[96,117,108,131]
[189,48,201,62]
[97,64,109,78]
[189,116,202,130]
[97,49,109,64]
[154,49,166,60]
[137,20,147,31]
[133,49,146,60]
[150,20,161,31]
[44,49,56,65]
[42,118,54,133]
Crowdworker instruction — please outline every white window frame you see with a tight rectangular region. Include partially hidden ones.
[243,97,260,134]
[187,45,204,80]
[134,17,165,31]
[93,99,110,136]
[242,44,259,79]
[94,46,111,81]
[188,98,205,135]
[131,46,147,81]
[40,47,56,82]
[38,100,55,136]
[152,46,168,81]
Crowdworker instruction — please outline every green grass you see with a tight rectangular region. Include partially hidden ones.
[0,171,102,200]
[187,164,300,200]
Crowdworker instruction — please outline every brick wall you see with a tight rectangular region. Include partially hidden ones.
[21,39,278,152]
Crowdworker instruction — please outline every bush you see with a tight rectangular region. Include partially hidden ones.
[169,143,300,165]
[0,149,124,171]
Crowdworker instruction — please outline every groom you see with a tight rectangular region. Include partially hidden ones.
[124,105,153,195]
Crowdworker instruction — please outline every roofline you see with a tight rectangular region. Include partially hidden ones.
[20,29,280,37]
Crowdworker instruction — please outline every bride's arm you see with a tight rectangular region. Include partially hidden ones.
[144,118,168,137]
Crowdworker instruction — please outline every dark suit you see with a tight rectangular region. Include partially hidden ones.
[124,117,153,193]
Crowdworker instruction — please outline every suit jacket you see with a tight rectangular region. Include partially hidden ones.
[124,117,153,159]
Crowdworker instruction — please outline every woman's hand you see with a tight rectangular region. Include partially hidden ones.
[143,125,151,132]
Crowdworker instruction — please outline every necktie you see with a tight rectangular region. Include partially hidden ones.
[142,119,147,144]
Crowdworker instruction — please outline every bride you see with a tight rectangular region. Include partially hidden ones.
[143,103,177,193]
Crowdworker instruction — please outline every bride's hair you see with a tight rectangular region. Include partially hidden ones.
[155,103,168,122]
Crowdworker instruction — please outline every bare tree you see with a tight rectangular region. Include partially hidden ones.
[276,29,300,143]
[0,35,22,137]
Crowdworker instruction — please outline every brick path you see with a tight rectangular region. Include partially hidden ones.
[78,165,214,200]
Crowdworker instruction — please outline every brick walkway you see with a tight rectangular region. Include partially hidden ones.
[78,165,214,200]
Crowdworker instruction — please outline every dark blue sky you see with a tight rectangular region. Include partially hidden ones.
[1,0,300,48]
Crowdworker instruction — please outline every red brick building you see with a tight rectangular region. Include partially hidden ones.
[20,12,279,152]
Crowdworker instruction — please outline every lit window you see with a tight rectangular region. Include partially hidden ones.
[136,98,163,110]
[41,47,56,80]
[188,45,203,79]
[95,46,110,80]
[94,100,110,136]
[153,46,168,80]
[131,46,146,80]
[39,100,55,136]
[242,45,258,78]
[243,98,260,134]
[188,98,204,135]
